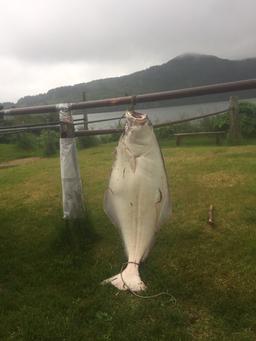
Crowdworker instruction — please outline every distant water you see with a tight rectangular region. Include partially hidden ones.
[74,98,256,130]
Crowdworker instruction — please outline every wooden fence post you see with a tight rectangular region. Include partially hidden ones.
[176,135,181,146]
[58,104,85,219]
[0,105,3,125]
[228,96,241,144]
[215,134,220,145]
[82,92,88,130]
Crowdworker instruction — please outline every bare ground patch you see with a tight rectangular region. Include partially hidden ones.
[198,171,245,188]
[0,157,41,169]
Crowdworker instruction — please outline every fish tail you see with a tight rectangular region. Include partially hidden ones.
[101,262,146,292]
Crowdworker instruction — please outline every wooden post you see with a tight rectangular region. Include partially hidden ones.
[0,105,3,126]
[59,104,85,219]
[208,205,214,226]
[82,92,88,130]
[176,135,181,146]
[216,135,220,145]
[228,96,241,144]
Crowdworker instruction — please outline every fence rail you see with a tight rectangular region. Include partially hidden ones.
[74,108,229,136]
[1,79,256,116]
[0,108,229,136]
[0,81,251,220]
[0,116,124,135]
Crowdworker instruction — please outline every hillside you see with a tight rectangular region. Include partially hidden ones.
[7,54,256,110]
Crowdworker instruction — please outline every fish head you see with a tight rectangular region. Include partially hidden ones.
[124,111,153,155]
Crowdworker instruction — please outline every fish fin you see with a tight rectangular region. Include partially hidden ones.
[103,188,120,228]
[155,188,171,229]
[142,189,170,261]
[155,189,163,204]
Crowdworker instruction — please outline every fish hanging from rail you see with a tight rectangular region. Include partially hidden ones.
[102,111,171,292]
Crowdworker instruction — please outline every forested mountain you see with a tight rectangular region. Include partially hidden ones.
[9,54,256,110]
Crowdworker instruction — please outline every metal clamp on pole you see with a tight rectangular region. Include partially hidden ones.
[58,103,74,138]
[58,104,85,219]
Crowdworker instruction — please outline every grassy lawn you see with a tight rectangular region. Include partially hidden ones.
[0,144,39,163]
[0,140,256,340]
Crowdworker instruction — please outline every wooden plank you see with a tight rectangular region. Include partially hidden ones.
[174,131,226,146]
[174,131,226,137]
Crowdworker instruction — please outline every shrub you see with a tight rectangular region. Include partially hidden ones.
[16,132,37,150]
[207,102,256,137]
[210,113,229,131]
[239,102,256,137]
[199,117,220,132]
[154,126,173,139]
[77,135,99,149]
[39,130,59,156]
[0,133,16,144]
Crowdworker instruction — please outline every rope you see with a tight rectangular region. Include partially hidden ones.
[118,113,126,128]
[119,262,176,302]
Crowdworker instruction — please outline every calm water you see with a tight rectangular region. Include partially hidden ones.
[74,98,256,130]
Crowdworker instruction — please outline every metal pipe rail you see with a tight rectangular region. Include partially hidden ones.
[74,108,229,137]
[0,121,82,132]
[153,108,228,128]
[1,79,256,116]
[0,108,229,137]
[0,125,60,135]
[84,116,123,124]
[0,116,122,132]
[75,128,123,137]
[0,122,60,130]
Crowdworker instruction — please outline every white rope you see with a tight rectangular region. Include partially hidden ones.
[119,262,176,302]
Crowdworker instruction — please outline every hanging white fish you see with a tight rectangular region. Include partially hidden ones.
[103,111,171,291]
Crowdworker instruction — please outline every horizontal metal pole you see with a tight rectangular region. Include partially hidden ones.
[86,116,123,124]
[1,79,256,116]
[0,121,85,132]
[0,107,228,137]
[154,108,228,128]
[75,108,228,136]
[0,125,59,135]
[72,116,123,124]
[75,128,123,137]
[0,116,122,132]
[72,118,87,122]
[0,122,59,130]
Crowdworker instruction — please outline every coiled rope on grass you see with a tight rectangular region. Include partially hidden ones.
[119,262,176,302]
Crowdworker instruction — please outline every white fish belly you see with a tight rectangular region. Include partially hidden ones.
[104,134,170,263]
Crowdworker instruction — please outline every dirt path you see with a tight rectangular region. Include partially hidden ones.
[0,157,41,169]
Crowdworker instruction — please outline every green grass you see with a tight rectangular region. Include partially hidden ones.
[0,144,40,163]
[0,141,256,340]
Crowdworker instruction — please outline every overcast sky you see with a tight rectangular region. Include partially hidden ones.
[1,0,256,103]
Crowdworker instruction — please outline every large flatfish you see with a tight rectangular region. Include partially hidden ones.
[103,111,171,291]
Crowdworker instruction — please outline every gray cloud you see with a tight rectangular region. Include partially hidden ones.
[1,0,256,102]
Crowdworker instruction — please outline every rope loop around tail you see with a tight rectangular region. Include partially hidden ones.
[119,262,176,302]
